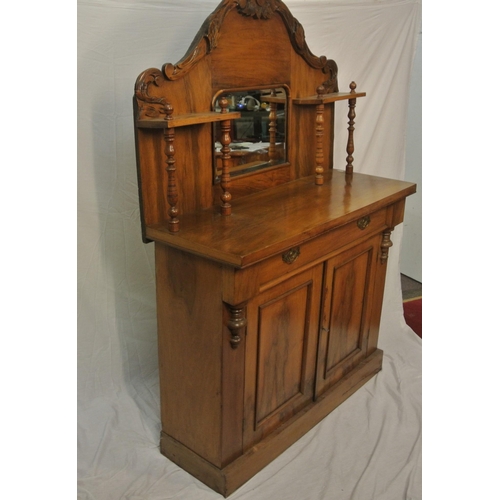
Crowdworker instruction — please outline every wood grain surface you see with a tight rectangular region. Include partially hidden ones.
[146,169,416,267]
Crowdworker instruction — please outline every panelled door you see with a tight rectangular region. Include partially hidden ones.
[243,265,323,449]
[315,235,380,398]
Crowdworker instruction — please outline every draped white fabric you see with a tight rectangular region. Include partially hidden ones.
[77,1,422,498]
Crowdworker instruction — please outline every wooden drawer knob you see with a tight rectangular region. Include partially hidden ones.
[357,215,371,230]
[282,247,300,264]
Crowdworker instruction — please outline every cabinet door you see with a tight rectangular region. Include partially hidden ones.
[315,235,380,398]
[243,265,323,449]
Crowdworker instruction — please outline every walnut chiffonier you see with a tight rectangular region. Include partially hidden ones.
[132,0,416,496]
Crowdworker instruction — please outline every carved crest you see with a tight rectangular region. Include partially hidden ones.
[137,0,338,92]
[236,0,280,19]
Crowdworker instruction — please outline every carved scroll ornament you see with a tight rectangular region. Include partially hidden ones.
[135,0,339,117]
[134,68,166,118]
[157,0,337,91]
[163,1,234,81]
[276,3,338,92]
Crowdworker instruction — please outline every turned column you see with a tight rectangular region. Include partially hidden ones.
[219,96,233,216]
[380,228,394,264]
[346,81,358,175]
[164,103,179,232]
[226,304,247,349]
[315,85,326,185]
[268,91,278,161]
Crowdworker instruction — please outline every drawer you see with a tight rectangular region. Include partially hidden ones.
[253,208,388,291]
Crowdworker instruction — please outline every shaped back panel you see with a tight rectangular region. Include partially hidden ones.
[134,0,339,240]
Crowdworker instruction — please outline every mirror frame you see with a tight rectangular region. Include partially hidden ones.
[212,84,290,182]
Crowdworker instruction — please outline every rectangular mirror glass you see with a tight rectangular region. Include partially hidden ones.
[213,87,287,179]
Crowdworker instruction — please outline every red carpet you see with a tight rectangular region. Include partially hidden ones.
[403,297,422,338]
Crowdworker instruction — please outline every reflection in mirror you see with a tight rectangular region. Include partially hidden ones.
[213,87,287,179]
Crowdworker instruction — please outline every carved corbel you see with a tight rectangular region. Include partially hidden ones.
[225,304,247,349]
[380,228,394,264]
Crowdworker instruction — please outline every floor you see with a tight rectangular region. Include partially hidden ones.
[401,274,422,301]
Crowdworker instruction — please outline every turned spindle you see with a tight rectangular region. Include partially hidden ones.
[345,81,358,175]
[380,228,394,264]
[164,103,179,232]
[219,96,232,216]
[226,304,247,349]
[315,85,326,185]
[268,91,278,161]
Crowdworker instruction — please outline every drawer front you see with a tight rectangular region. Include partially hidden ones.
[254,208,387,292]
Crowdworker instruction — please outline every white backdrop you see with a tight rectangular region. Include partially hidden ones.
[77,1,422,498]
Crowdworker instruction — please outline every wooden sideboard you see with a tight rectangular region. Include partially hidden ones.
[133,0,416,496]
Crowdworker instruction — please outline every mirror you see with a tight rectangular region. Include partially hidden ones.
[213,87,287,179]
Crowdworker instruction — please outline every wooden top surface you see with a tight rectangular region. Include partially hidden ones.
[146,169,416,268]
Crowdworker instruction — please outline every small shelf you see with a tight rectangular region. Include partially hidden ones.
[137,111,241,129]
[264,96,287,103]
[293,91,366,105]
